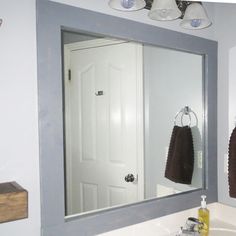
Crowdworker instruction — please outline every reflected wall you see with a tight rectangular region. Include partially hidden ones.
[144,46,203,199]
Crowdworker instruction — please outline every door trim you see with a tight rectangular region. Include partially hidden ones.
[65,38,127,51]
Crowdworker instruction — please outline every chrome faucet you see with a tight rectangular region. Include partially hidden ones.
[176,217,204,236]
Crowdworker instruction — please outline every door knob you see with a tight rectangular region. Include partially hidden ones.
[125,174,135,183]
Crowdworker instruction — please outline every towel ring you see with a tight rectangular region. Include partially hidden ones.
[174,106,198,127]
[180,112,192,126]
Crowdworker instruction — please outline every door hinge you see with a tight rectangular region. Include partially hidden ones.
[68,69,71,81]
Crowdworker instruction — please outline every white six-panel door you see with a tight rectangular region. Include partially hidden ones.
[64,39,144,215]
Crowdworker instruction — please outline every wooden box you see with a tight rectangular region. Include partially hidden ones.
[0,182,28,223]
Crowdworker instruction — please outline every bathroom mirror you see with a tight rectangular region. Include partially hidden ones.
[37,1,217,235]
[63,31,204,217]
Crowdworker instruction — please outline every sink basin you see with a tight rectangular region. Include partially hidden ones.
[168,228,236,236]
[210,228,236,236]
[209,219,236,235]
[99,203,236,236]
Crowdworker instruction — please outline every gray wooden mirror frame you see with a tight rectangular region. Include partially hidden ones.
[36,1,217,235]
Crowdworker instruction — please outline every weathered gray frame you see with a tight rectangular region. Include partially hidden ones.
[36,1,217,235]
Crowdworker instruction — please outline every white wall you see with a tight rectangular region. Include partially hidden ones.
[0,1,40,236]
[1,0,236,235]
[214,3,236,207]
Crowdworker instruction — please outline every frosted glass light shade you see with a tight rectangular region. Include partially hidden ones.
[148,0,181,21]
[108,0,146,11]
[180,3,212,29]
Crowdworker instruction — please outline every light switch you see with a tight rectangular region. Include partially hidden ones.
[198,151,202,169]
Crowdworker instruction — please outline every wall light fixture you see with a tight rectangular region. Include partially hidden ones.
[108,0,212,29]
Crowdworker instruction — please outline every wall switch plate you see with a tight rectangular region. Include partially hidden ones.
[224,154,229,174]
[198,151,202,169]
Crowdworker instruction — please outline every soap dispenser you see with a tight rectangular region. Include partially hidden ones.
[198,195,209,236]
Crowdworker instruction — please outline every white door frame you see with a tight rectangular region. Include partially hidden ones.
[64,38,144,214]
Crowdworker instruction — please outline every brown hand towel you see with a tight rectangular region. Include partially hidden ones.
[165,126,194,184]
[228,127,236,198]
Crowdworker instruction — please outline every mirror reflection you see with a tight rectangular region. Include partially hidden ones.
[63,31,204,216]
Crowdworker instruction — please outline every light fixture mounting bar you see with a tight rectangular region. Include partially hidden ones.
[144,0,153,10]
[144,1,201,18]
